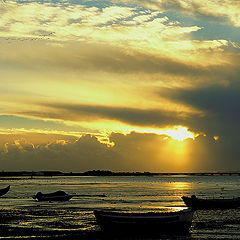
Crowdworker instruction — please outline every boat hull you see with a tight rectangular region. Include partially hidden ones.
[94,209,194,235]
[182,196,240,210]
[0,185,10,197]
[33,191,73,201]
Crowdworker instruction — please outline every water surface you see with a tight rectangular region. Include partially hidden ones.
[0,175,240,239]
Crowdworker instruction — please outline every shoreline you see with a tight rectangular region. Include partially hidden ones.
[0,170,239,177]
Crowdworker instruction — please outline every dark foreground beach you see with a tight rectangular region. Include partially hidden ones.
[1,207,240,240]
[0,206,101,240]
[0,175,240,239]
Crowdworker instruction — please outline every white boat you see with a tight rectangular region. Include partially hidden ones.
[94,208,194,235]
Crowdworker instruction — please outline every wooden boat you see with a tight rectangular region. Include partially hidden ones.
[33,190,74,201]
[0,185,10,197]
[182,195,240,209]
[94,208,194,235]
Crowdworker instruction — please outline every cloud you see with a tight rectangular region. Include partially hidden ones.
[16,101,201,129]
[0,133,119,171]
[0,0,239,172]
[0,131,238,172]
[115,0,240,27]
[1,1,237,92]
[0,1,228,55]
[0,40,234,84]
[159,83,240,141]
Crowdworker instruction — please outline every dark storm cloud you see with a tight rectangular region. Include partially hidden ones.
[0,134,127,171]
[160,83,240,130]
[0,131,238,172]
[18,102,199,128]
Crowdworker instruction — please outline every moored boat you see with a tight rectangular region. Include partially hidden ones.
[94,208,194,235]
[0,185,10,197]
[33,190,74,201]
[182,195,240,209]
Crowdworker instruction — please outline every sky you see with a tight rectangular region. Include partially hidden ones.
[0,0,240,172]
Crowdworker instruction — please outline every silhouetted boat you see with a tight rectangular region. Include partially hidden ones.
[0,185,10,197]
[33,190,74,201]
[94,208,194,235]
[182,195,240,209]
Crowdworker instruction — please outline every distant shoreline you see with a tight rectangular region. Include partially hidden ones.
[0,170,239,177]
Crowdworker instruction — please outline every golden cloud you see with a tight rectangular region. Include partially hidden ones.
[0,1,228,56]
[113,0,240,27]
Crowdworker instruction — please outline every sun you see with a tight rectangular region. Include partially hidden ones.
[165,127,195,141]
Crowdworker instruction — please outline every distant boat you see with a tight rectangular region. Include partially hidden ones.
[0,185,10,197]
[182,195,240,209]
[94,208,194,235]
[33,190,74,201]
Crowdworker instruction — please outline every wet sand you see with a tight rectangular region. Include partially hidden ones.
[0,207,193,240]
[0,207,236,240]
[2,206,240,240]
[0,211,101,240]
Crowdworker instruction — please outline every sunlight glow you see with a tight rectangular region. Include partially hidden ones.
[170,181,191,190]
[164,127,195,141]
[213,136,219,141]
[119,126,196,141]
[72,120,197,142]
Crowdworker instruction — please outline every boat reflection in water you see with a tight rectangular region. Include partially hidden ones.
[94,208,194,236]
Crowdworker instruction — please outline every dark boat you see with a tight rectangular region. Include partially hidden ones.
[33,190,74,201]
[0,185,10,197]
[182,195,240,209]
[94,208,194,235]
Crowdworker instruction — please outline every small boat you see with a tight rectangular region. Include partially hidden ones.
[33,190,74,201]
[182,195,240,209]
[94,208,194,235]
[0,185,10,197]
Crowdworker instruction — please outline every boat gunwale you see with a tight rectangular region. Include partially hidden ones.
[94,208,193,218]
